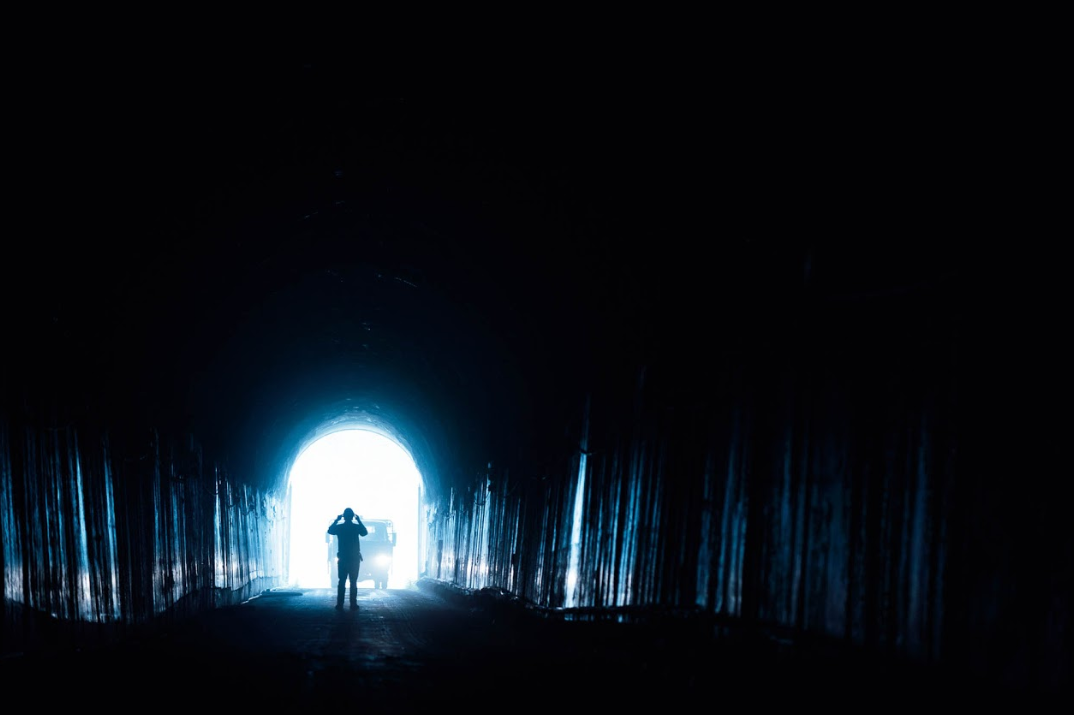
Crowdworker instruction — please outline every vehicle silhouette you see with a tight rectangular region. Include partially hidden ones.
[329,517,396,589]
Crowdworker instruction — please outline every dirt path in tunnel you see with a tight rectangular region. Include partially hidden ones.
[2,582,1003,709]
[138,583,702,708]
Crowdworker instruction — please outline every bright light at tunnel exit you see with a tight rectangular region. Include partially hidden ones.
[286,429,422,590]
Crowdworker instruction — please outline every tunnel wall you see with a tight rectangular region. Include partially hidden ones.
[425,338,956,649]
[1,405,286,655]
[421,288,1067,694]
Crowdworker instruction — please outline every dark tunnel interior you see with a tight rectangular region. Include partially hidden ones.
[2,42,1069,703]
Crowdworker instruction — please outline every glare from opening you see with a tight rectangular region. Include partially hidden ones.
[286,429,421,590]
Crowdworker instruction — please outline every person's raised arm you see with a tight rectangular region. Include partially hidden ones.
[356,516,368,537]
[327,514,342,533]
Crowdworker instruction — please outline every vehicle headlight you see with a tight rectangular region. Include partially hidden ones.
[375,554,391,567]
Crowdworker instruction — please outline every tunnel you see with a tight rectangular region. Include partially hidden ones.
[2,48,1069,704]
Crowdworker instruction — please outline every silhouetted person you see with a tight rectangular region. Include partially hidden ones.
[327,508,368,609]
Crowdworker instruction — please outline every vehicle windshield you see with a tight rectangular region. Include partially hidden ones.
[364,521,393,541]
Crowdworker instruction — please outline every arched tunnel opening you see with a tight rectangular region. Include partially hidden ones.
[286,427,422,590]
[1,47,1068,705]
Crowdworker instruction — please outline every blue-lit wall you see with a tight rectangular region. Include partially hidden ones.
[1,413,286,652]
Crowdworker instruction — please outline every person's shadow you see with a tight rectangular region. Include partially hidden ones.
[326,599,363,659]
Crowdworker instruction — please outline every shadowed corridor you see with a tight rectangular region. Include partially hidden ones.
[2,45,1069,707]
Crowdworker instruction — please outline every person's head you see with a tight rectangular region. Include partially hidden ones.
[343,508,355,521]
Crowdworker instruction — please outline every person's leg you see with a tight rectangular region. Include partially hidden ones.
[336,561,345,609]
[349,571,358,608]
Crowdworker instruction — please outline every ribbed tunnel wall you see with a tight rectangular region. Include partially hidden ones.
[0,417,286,632]
[426,286,961,644]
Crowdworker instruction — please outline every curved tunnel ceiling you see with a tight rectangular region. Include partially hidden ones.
[6,51,966,502]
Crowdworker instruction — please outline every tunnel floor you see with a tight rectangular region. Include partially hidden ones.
[1,581,1020,709]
